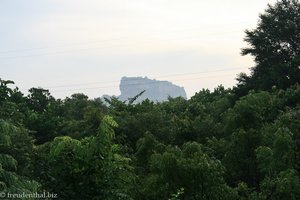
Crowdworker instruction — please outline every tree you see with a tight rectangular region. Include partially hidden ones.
[39,116,134,200]
[256,128,294,175]
[26,88,54,113]
[0,79,14,103]
[63,93,89,120]
[259,169,300,200]
[224,91,276,133]
[0,79,26,123]
[0,120,39,196]
[140,142,235,200]
[238,0,300,91]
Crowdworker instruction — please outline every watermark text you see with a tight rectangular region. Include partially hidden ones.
[0,191,58,199]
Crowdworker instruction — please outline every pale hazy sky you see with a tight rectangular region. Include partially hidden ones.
[0,0,277,99]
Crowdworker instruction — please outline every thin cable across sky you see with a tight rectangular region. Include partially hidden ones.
[1,0,270,98]
[0,21,250,56]
[18,66,248,93]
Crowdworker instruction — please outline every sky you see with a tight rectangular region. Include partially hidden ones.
[0,0,277,99]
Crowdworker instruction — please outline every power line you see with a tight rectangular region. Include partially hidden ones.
[18,67,248,92]
[0,21,249,55]
[49,73,240,93]
[0,29,243,60]
[20,67,247,90]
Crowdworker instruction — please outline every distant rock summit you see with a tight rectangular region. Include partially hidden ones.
[118,76,187,103]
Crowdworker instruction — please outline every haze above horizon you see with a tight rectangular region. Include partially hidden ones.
[0,0,277,98]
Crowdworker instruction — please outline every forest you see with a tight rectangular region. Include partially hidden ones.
[0,0,300,199]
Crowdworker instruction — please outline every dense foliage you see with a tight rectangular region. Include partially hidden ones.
[237,0,300,95]
[0,1,300,199]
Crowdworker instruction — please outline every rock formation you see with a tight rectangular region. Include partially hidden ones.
[118,76,187,103]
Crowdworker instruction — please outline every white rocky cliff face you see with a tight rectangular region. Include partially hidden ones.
[118,76,187,103]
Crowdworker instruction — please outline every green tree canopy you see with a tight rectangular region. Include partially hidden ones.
[238,0,300,91]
